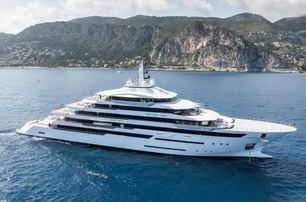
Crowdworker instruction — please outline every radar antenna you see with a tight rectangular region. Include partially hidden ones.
[126,60,154,87]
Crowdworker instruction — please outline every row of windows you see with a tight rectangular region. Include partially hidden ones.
[155,138,205,144]
[54,124,153,139]
[107,96,174,103]
[94,103,200,116]
[77,110,207,126]
[144,145,186,151]
[64,117,245,138]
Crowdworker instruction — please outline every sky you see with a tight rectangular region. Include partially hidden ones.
[0,0,306,34]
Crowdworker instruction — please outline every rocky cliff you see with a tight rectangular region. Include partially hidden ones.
[149,22,285,69]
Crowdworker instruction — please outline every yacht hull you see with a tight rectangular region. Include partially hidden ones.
[16,121,290,158]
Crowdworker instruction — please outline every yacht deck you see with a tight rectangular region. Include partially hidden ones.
[230,118,296,133]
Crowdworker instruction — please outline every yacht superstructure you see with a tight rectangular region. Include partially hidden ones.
[17,61,296,158]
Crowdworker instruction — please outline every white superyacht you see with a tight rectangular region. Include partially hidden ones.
[17,61,296,158]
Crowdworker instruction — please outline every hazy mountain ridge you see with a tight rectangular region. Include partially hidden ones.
[275,15,306,32]
[0,32,13,44]
[0,13,305,70]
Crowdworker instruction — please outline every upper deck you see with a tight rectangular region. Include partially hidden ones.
[96,60,178,102]
[96,85,177,101]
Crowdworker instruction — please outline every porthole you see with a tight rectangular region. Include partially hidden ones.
[220,143,223,145]
[212,143,215,145]
[226,143,229,145]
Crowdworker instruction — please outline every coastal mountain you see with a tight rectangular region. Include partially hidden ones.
[275,15,306,39]
[0,33,13,44]
[0,13,305,70]
[275,15,306,32]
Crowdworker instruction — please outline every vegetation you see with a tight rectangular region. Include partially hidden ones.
[0,13,306,70]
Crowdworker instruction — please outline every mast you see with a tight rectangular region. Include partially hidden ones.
[125,60,154,87]
[138,60,144,86]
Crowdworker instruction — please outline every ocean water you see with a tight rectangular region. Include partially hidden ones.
[0,68,305,202]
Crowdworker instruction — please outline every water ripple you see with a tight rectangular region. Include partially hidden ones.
[0,69,305,201]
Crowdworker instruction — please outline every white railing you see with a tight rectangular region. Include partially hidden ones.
[234,116,296,127]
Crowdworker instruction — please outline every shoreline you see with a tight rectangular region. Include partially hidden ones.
[0,66,303,73]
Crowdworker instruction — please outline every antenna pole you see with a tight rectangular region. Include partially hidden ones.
[138,60,144,86]
[162,72,165,88]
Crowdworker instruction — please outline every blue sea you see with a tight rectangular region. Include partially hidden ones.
[0,68,305,202]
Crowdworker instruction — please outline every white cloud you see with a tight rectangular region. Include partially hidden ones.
[224,0,306,21]
[2,0,306,34]
[63,0,99,11]
[60,0,102,17]
[0,0,216,34]
[183,0,213,14]
[134,0,170,12]
[0,0,64,34]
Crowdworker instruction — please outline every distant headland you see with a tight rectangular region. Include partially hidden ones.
[0,13,306,72]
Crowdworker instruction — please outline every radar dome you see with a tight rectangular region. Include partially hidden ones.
[150,79,155,86]
[126,79,132,86]
[141,81,147,87]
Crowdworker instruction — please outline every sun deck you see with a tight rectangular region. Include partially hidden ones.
[230,118,296,133]
[96,85,177,100]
